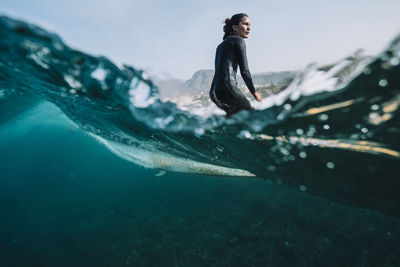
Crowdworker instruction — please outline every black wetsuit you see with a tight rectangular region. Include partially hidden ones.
[209,35,256,116]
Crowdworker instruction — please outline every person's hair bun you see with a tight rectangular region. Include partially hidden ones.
[225,18,231,24]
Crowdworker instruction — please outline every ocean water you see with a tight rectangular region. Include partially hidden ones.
[1,16,400,266]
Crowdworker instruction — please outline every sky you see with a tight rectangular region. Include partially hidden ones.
[1,0,400,80]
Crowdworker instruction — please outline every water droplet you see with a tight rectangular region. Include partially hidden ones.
[296,128,304,135]
[299,185,307,191]
[361,127,368,133]
[323,124,330,130]
[299,151,307,158]
[378,79,388,87]
[326,162,335,169]
[318,114,329,121]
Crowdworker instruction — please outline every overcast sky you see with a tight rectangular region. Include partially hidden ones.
[2,1,400,79]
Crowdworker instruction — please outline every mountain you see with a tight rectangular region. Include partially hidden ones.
[154,70,296,101]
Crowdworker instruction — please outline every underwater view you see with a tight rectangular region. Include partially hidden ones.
[1,13,400,266]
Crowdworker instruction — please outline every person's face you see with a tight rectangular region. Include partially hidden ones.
[233,16,251,38]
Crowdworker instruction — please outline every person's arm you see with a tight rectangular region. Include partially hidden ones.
[235,38,262,102]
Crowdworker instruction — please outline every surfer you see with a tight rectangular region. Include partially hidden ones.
[209,13,262,118]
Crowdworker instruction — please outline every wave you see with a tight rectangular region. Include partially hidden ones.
[1,15,400,217]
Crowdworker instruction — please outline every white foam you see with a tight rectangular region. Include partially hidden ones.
[90,66,107,81]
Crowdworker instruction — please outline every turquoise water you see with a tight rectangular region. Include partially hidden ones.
[1,105,399,266]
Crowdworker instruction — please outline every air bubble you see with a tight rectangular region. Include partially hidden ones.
[155,171,167,177]
[318,114,329,121]
[216,145,224,152]
[299,185,307,192]
[238,130,252,139]
[389,57,400,66]
[268,165,277,171]
[323,124,330,130]
[277,114,285,121]
[194,128,205,137]
[279,148,290,156]
[326,162,335,169]
[363,67,372,75]
[369,112,378,120]
[141,72,149,80]
[307,125,316,137]
[370,104,379,111]
[284,104,292,110]
[299,151,307,158]
[361,128,368,133]
[296,128,304,135]
[350,133,359,139]
[379,79,388,87]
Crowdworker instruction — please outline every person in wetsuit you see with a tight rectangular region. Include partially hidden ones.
[210,13,262,117]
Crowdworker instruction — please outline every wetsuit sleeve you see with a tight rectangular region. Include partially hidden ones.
[235,38,256,94]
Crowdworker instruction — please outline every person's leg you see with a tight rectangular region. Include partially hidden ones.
[211,89,234,115]
[211,88,252,117]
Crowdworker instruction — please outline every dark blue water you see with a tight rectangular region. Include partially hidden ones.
[1,16,400,266]
[1,108,400,266]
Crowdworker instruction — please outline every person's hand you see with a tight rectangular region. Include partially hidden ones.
[253,92,262,102]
